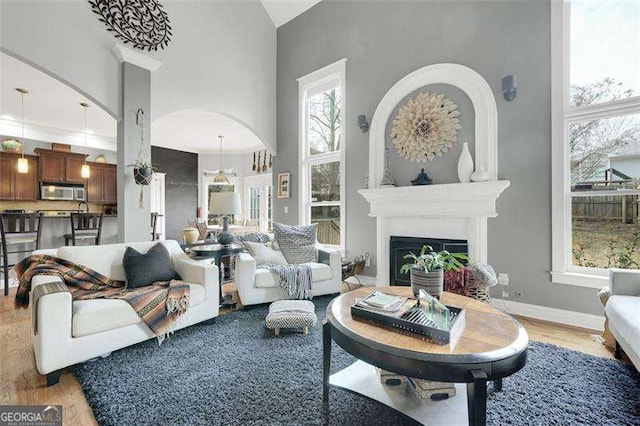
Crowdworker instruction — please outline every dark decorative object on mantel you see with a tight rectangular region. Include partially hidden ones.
[411,168,432,185]
[88,0,172,51]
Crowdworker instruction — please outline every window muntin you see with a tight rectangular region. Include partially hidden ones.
[249,186,261,228]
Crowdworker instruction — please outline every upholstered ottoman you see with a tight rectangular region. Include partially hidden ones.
[265,300,317,336]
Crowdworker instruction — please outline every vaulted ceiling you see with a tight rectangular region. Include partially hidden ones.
[260,0,321,27]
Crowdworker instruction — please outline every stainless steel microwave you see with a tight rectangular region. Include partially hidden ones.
[40,184,86,201]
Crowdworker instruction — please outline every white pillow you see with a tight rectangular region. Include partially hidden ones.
[244,241,288,266]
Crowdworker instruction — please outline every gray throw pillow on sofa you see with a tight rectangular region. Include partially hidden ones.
[123,243,181,289]
[273,222,318,264]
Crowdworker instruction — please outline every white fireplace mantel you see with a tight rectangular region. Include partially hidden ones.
[358,181,510,219]
[359,181,510,285]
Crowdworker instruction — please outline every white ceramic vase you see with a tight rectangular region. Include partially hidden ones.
[471,168,490,182]
[457,142,474,183]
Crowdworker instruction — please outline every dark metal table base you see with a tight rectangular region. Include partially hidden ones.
[219,293,237,308]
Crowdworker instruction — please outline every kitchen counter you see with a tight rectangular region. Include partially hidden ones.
[41,213,118,218]
[38,213,119,248]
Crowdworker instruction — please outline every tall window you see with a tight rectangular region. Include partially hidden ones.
[298,59,346,249]
[244,174,273,233]
[552,0,640,287]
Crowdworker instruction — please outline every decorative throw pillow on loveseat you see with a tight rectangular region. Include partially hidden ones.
[235,232,272,244]
[244,241,288,266]
[123,243,181,289]
[273,222,318,264]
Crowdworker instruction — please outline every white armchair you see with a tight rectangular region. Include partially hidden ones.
[605,268,640,371]
[235,247,342,306]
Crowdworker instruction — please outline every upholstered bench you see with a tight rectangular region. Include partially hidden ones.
[265,300,317,336]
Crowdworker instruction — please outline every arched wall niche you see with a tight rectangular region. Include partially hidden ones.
[368,63,498,187]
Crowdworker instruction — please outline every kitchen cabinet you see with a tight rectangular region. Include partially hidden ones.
[35,149,87,184]
[103,165,117,204]
[0,153,38,201]
[38,150,65,183]
[0,155,15,200]
[15,156,38,200]
[65,156,87,184]
[86,164,104,203]
[87,162,117,204]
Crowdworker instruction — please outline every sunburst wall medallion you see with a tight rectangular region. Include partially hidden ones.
[89,0,172,51]
[390,92,461,162]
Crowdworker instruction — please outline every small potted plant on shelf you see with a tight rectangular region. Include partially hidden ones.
[400,245,469,299]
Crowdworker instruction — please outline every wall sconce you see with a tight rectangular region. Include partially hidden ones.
[357,114,369,133]
[502,74,517,102]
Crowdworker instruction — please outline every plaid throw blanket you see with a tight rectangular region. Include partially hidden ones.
[259,263,313,300]
[14,255,190,343]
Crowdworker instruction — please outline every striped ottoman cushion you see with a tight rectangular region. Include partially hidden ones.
[265,300,317,333]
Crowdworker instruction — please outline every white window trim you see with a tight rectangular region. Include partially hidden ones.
[551,1,640,288]
[244,174,272,233]
[298,58,347,252]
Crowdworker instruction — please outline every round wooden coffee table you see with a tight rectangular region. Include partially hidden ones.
[323,287,528,426]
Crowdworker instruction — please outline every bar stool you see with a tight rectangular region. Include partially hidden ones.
[64,213,103,246]
[0,212,43,296]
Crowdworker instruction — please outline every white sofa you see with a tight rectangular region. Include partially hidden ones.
[235,247,341,306]
[605,269,640,371]
[30,240,219,385]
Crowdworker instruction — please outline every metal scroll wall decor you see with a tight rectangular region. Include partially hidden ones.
[252,150,272,174]
[88,0,172,51]
[390,92,461,163]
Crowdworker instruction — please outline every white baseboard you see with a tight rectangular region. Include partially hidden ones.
[492,298,605,332]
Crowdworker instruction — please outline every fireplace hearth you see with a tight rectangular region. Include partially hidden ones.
[390,236,468,286]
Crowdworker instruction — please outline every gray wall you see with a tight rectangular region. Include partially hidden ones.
[275,0,603,316]
[152,146,199,241]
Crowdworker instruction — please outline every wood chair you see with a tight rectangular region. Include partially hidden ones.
[64,213,103,246]
[0,212,43,296]
[151,212,161,241]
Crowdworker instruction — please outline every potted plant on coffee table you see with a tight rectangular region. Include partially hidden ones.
[400,245,469,299]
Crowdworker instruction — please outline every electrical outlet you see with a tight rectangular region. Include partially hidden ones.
[498,273,509,286]
[365,257,371,267]
[284,206,288,214]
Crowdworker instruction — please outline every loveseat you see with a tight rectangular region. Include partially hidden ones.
[605,268,640,371]
[235,248,341,306]
[29,240,219,385]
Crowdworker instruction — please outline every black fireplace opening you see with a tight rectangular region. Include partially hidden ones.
[390,236,468,286]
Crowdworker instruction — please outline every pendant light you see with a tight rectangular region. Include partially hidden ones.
[213,135,230,184]
[80,102,91,179]
[16,88,29,174]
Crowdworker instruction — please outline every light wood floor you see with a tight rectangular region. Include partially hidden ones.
[0,284,617,424]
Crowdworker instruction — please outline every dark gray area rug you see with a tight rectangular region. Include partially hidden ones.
[76,296,640,425]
